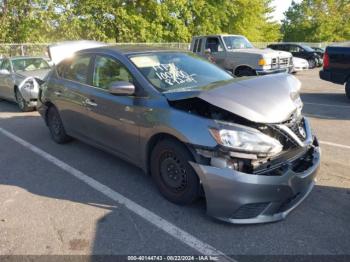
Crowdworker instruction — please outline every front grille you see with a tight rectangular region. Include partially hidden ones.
[278,57,289,68]
[286,118,307,141]
[258,124,296,150]
[271,57,291,69]
[232,203,270,219]
[271,58,278,68]
[291,147,315,172]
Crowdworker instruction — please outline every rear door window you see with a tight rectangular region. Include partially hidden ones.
[193,39,199,53]
[1,59,12,72]
[197,39,202,53]
[289,45,300,52]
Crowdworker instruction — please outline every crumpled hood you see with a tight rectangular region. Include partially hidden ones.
[16,68,51,80]
[164,73,302,124]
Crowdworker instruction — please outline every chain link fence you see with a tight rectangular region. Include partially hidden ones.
[0,42,339,58]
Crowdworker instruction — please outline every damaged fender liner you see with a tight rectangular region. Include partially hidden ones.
[168,97,252,125]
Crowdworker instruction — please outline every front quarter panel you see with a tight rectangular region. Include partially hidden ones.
[137,97,218,168]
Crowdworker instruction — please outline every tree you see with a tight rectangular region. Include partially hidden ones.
[282,0,350,42]
[0,0,281,43]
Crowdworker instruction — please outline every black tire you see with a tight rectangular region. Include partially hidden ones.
[47,106,72,144]
[346,81,350,100]
[150,139,201,205]
[15,89,34,112]
[235,67,257,77]
[308,59,316,69]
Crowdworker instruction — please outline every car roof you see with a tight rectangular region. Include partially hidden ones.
[77,45,188,56]
[193,34,244,38]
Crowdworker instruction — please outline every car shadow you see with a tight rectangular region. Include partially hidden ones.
[0,99,23,113]
[301,92,350,120]
[0,104,349,255]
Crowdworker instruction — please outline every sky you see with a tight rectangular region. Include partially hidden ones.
[271,0,302,22]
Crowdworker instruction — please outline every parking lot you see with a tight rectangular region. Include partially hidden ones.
[0,69,349,257]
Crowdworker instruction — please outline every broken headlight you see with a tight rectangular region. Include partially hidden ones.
[209,126,283,156]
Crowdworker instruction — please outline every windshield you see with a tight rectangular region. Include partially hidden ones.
[129,52,233,92]
[12,58,50,72]
[223,36,254,50]
[301,45,315,52]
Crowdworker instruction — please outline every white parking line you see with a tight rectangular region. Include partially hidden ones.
[0,127,233,261]
[304,102,350,109]
[303,113,336,120]
[320,141,350,150]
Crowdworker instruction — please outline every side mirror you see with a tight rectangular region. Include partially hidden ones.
[0,69,10,75]
[108,81,135,96]
[204,48,211,54]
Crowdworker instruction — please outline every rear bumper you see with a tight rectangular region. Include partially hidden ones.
[320,70,332,81]
[320,70,346,85]
[190,139,320,224]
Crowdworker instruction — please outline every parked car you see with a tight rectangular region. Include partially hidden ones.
[320,46,350,99]
[312,47,325,58]
[268,43,322,69]
[292,57,309,73]
[38,46,320,224]
[0,56,51,111]
[191,35,293,77]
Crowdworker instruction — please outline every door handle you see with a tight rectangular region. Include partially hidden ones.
[83,99,98,107]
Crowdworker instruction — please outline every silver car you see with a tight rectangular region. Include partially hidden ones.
[38,47,320,224]
[0,56,51,111]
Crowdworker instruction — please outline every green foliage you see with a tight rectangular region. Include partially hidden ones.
[282,0,350,42]
[0,0,281,43]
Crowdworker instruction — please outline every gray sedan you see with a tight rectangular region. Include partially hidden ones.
[38,46,320,224]
[0,56,51,111]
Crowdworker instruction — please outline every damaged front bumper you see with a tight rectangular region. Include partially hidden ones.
[18,77,40,107]
[190,138,320,224]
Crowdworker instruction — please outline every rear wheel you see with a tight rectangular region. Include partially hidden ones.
[15,89,34,112]
[346,81,350,100]
[235,67,257,77]
[47,106,72,144]
[150,139,201,205]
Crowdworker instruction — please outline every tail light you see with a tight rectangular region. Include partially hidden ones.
[323,51,330,69]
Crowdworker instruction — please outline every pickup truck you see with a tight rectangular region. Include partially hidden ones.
[320,45,350,99]
[190,34,293,77]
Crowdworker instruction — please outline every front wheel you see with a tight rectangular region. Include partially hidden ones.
[346,81,350,100]
[47,106,72,144]
[235,67,257,77]
[150,139,201,205]
[15,89,34,112]
[308,59,316,69]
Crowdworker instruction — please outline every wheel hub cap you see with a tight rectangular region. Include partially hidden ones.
[160,153,187,192]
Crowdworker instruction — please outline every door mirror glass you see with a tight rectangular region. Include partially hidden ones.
[109,81,135,95]
[204,48,211,54]
[0,69,10,75]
